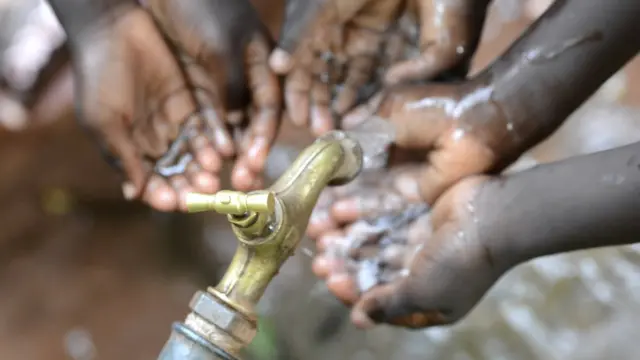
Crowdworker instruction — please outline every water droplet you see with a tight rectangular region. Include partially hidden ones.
[64,328,96,360]
[452,128,465,141]
[506,122,514,131]
[456,46,465,55]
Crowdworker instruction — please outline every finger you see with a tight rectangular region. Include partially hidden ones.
[141,175,178,212]
[310,54,334,136]
[327,272,360,306]
[133,112,168,157]
[316,230,345,252]
[186,162,220,194]
[198,97,235,158]
[245,35,281,173]
[331,191,407,223]
[385,48,457,85]
[369,86,450,149]
[341,92,385,129]
[307,209,339,239]
[269,48,294,75]
[418,136,495,205]
[333,55,375,117]
[384,0,472,85]
[285,67,312,127]
[184,60,235,157]
[231,158,257,191]
[99,118,148,197]
[188,130,223,173]
[312,255,343,279]
[335,24,383,116]
[169,174,194,212]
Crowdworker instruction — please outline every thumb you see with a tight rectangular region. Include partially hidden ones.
[352,280,447,329]
[343,86,450,149]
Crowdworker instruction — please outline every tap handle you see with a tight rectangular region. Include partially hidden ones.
[186,190,275,216]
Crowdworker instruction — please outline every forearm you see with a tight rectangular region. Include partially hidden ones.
[478,0,640,153]
[48,0,135,43]
[477,141,640,271]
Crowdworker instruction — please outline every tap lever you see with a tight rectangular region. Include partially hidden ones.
[186,190,275,216]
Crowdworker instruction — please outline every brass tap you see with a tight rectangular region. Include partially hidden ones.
[165,131,363,359]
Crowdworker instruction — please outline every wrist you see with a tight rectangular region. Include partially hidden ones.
[456,76,529,169]
[472,176,529,272]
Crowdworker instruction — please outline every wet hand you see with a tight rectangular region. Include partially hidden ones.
[70,6,220,211]
[340,81,518,206]
[384,0,490,84]
[147,0,281,191]
[312,175,502,329]
[269,0,406,136]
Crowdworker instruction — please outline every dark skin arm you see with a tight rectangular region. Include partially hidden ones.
[476,0,640,163]
[314,141,640,329]
[480,141,640,272]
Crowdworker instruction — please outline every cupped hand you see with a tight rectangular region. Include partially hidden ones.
[384,0,490,84]
[269,0,406,136]
[312,174,503,329]
[340,81,519,206]
[71,6,220,212]
[147,0,281,191]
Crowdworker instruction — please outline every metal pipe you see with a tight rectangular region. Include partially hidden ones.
[158,323,237,360]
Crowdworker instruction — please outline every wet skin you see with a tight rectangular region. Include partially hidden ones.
[308,0,640,234]
[308,0,640,328]
[269,0,491,136]
[48,0,218,211]
[318,140,640,329]
[146,0,281,192]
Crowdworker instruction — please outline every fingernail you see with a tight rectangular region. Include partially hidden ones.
[122,182,137,200]
[311,106,332,136]
[248,137,268,160]
[269,49,293,74]
[215,130,234,155]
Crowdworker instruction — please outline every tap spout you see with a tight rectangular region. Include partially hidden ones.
[215,131,363,308]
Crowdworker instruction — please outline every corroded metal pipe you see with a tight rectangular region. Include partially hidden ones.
[158,323,236,360]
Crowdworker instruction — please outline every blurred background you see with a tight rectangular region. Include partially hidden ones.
[0,0,639,359]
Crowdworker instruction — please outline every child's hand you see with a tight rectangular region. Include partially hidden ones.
[312,175,501,329]
[268,0,489,136]
[340,81,518,206]
[384,0,490,84]
[70,6,220,211]
[147,0,281,191]
[269,0,406,136]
